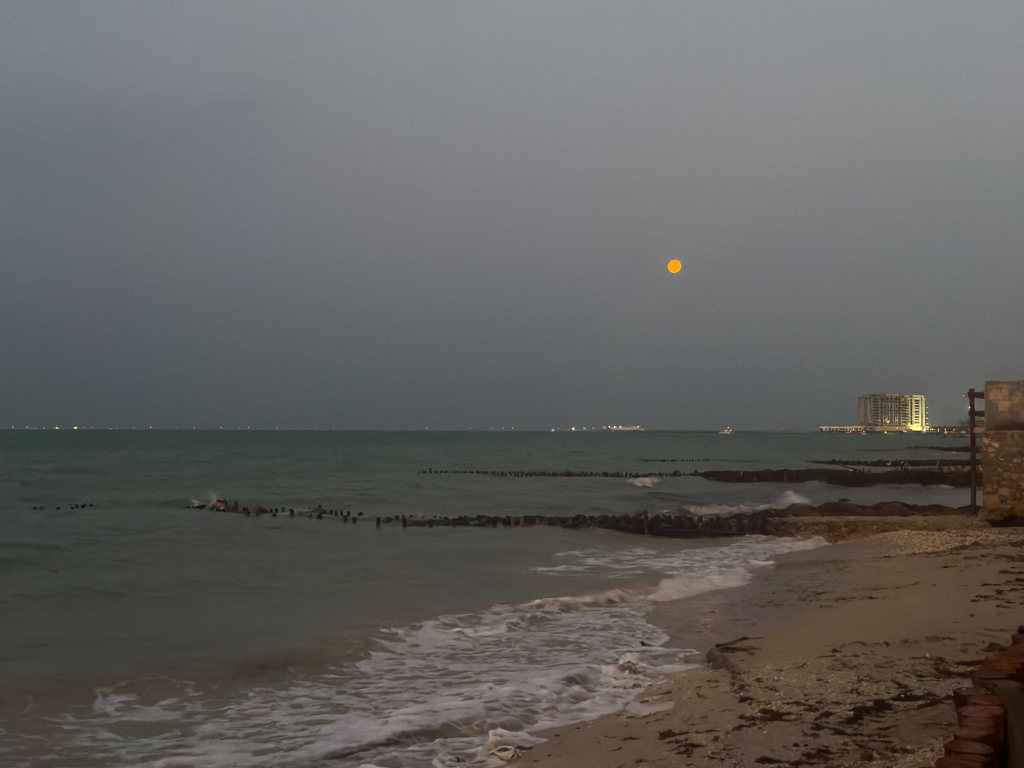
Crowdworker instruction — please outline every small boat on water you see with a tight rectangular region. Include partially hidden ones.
[719,426,733,434]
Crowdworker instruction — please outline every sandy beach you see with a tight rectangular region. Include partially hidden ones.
[521,529,1024,768]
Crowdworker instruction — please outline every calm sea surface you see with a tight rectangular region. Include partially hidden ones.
[0,430,968,767]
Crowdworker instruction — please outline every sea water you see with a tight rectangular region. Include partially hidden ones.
[0,430,969,767]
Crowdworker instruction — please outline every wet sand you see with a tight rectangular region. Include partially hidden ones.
[521,529,1024,768]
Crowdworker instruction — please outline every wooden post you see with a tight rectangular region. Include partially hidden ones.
[968,388,985,516]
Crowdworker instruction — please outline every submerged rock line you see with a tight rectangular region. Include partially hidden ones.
[191,500,978,542]
[418,466,976,487]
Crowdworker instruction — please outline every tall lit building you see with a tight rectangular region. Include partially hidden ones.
[857,394,928,432]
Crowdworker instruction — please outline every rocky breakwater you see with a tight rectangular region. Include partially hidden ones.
[373,506,975,540]
[398,510,776,537]
[695,466,974,488]
[420,463,975,487]
[764,500,982,542]
[191,498,984,542]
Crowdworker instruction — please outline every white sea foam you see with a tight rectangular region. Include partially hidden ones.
[627,477,659,488]
[648,568,753,602]
[533,533,824,581]
[773,489,812,507]
[683,489,811,516]
[19,535,825,768]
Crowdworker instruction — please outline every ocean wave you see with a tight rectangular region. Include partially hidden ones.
[6,535,825,768]
[648,568,752,602]
[31,601,694,768]
[533,533,825,581]
[683,489,811,516]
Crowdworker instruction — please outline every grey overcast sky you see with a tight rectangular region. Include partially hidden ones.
[1,2,1022,430]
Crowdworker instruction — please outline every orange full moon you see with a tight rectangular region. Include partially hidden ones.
[667,259,682,273]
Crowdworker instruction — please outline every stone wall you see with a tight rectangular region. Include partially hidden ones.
[985,380,1024,430]
[982,380,1024,519]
